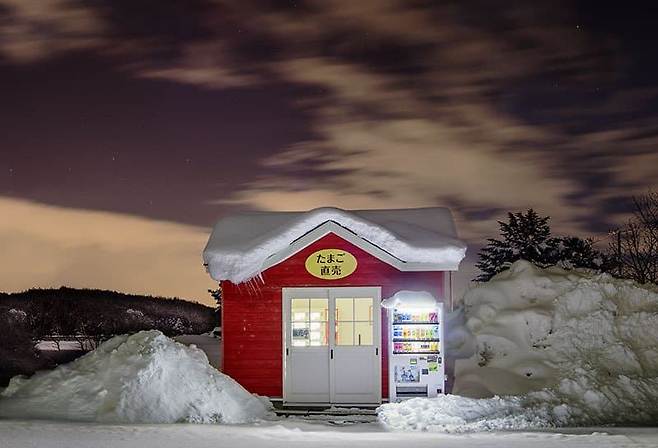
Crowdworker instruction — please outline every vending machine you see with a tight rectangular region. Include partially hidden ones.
[389,302,445,401]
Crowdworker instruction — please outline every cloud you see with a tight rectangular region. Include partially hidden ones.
[0,197,216,305]
[0,0,105,62]
[214,1,655,240]
[1,0,657,297]
[135,41,259,89]
[3,0,653,237]
[217,42,589,242]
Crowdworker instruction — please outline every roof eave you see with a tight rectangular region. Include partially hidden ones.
[206,220,466,283]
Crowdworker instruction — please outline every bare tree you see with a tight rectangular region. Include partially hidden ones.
[610,191,658,284]
[634,191,658,239]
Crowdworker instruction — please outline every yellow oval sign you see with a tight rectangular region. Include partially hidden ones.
[305,249,357,280]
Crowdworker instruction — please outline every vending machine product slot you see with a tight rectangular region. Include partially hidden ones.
[396,386,428,397]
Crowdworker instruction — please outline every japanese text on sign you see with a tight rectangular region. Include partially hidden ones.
[305,249,357,280]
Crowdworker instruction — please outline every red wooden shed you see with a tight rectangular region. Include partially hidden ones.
[203,207,466,406]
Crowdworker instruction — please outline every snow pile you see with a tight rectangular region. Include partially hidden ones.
[378,395,552,432]
[444,306,477,360]
[456,260,658,425]
[380,261,658,432]
[203,207,466,283]
[381,290,438,309]
[0,330,270,424]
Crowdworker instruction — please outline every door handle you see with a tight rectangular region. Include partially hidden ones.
[376,347,379,356]
[330,349,334,359]
[286,348,289,356]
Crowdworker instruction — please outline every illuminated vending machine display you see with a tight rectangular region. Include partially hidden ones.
[389,302,444,401]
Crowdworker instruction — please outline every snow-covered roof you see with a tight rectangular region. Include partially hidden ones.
[203,207,467,283]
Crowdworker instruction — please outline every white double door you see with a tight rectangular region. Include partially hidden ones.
[283,287,381,405]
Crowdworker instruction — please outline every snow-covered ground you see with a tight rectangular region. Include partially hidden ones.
[1,261,657,445]
[1,419,656,448]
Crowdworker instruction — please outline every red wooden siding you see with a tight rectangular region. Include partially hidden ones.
[221,232,446,399]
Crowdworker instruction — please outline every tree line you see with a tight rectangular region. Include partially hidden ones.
[1,287,216,385]
[476,191,658,284]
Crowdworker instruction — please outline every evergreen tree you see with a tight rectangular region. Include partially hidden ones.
[208,287,222,318]
[548,236,607,270]
[476,209,552,281]
[475,209,607,281]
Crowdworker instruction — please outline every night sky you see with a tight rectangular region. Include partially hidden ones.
[1,1,657,304]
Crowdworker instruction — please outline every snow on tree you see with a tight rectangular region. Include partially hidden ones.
[476,209,607,281]
[551,236,606,270]
[476,209,551,281]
